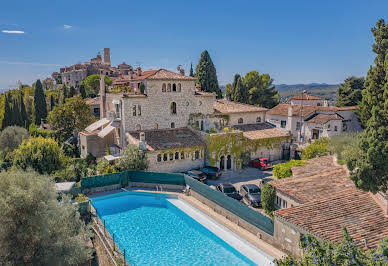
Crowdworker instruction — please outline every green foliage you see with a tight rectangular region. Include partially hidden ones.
[54,158,90,182]
[1,91,29,129]
[261,184,276,217]
[13,137,65,174]
[302,137,330,160]
[348,19,388,193]
[189,62,194,77]
[328,132,360,163]
[75,193,89,203]
[33,79,48,125]
[0,126,29,153]
[29,123,58,139]
[276,227,388,265]
[116,145,148,171]
[195,50,222,97]
[69,86,76,98]
[48,95,95,140]
[337,76,365,107]
[273,160,307,179]
[97,158,117,175]
[80,74,112,97]
[79,84,87,99]
[0,170,93,265]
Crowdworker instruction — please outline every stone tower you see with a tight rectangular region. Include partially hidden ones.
[103,48,111,66]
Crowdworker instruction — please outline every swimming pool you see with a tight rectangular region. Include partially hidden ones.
[91,191,273,265]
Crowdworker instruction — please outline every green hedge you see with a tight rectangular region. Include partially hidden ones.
[273,160,306,179]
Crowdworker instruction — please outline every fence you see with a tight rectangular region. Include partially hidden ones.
[184,175,274,236]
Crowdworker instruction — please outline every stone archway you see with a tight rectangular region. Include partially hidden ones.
[227,155,232,170]
[220,156,225,170]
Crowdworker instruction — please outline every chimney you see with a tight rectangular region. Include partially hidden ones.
[103,48,111,65]
[138,132,147,151]
[137,66,142,77]
[323,100,328,107]
[100,73,106,119]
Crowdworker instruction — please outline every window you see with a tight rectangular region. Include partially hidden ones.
[172,83,176,92]
[195,121,200,129]
[256,117,261,123]
[181,151,185,159]
[195,150,200,160]
[175,152,179,160]
[163,153,168,161]
[296,122,301,131]
[167,83,171,92]
[171,122,175,128]
[317,103,321,106]
[135,124,141,130]
[334,125,338,132]
[157,154,162,162]
[238,118,243,124]
[132,105,137,116]
[154,123,159,129]
[138,105,141,116]
[169,152,173,161]
[328,124,331,129]
[171,102,177,114]
[162,83,166,92]
[200,120,204,130]
[282,199,287,208]
[115,104,120,113]
[177,83,181,92]
[281,120,287,128]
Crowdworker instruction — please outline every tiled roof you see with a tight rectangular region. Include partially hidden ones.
[214,99,267,114]
[267,104,357,117]
[291,94,322,100]
[127,128,205,151]
[305,113,343,124]
[86,97,100,105]
[195,91,216,97]
[232,123,290,140]
[146,69,197,80]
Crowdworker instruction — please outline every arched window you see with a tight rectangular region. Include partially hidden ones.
[180,151,185,159]
[200,120,204,130]
[177,83,181,92]
[195,150,200,160]
[162,83,166,92]
[172,83,177,92]
[163,153,168,161]
[135,124,141,130]
[171,102,177,114]
[169,152,173,161]
[171,122,175,128]
[167,83,171,92]
[138,105,141,116]
[175,152,179,160]
[238,118,243,124]
[157,154,162,162]
[154,123,159,129]
[256,117,261,123]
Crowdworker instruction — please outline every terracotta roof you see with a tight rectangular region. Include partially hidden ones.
[146,69,196,80]
[291,94,322,100]
[214,99,267,114]
[305,113,343,124]
[86,97,100,105]
[275,190,388,248]
[267,104,357,117]
[232,123,290,140]
[195,91,216,97]
[127,128,204,151]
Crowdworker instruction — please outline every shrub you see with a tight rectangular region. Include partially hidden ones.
[96,158,117,175]
[116,145,148,171]
[75,193,89,203]
[273,160,306,179]
[261,184,276,217]
[0,126,29,153]
[301,137,330,160]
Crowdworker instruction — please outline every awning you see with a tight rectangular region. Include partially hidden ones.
[85,118,110,132]
[97,121,120,138]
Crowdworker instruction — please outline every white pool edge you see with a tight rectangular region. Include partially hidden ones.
[167,197,275,266]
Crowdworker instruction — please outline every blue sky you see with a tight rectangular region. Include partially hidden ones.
[0,0,387,89]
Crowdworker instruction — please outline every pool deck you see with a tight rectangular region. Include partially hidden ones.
[88,187,286,260]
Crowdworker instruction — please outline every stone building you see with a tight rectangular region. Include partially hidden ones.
[269,156,388,257]
[266,94,361,141]
[80,68,291,172]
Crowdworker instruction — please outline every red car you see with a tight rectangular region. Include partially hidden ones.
[249,158,272,170]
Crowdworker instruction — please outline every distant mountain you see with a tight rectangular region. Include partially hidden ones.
[275,83,339,103]
[275,83,338,92]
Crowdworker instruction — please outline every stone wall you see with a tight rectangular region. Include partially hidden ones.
[273,216,303,258]
[228,111,266,126]
[80,131,115,158]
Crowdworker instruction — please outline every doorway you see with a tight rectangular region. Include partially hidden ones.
[227,155,232,170]
[220,156,225,170]
[312,129,319,139]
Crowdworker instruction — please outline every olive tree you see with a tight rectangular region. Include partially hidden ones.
[116,145,148,171]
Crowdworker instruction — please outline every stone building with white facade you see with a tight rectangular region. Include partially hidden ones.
[80,68,291,172]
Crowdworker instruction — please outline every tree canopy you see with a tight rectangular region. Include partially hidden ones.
[0,126,28,153]
[336,76,365,107]
[80,74,112,97]
[48,95,95,140]
[195,50,222,97]
[0,170,92,265]
[347,19,388,193]
[33,79,48,125]
[116,145,148,171]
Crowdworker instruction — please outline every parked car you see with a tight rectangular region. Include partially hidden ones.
[249,157,272,170]
[216,183,242,201]
[201,166,222,180]
[258,177,273,189]
[185,170,207,184]
[240,184,261,207]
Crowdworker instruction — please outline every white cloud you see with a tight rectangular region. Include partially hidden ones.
[63,25,72,29]
[2,30,24,34]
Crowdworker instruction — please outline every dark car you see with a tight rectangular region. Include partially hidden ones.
[201,166,222,180]
[216,183,242,201]
[185,170,207,184]
[240,184,261,207]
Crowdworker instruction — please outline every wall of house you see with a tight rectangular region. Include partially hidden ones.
[274,190,300,209]
[250,145,284,161]
[228,111,266,126]
[303,119,343,140]
[336,110,362,132]
[290,99,324,106]
[273,217,303,258]
[80,132,115,158]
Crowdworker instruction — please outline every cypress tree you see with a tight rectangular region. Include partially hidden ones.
[33,79,47,125]
[195,50,222,97]
[232,76,249,103]
[1,93,11,129]
[50,95,55,110]
[79,84,86,99]
[347,19,388,193]
[189,63,194,77]
[69,86,76,98]
[20,93,29,128]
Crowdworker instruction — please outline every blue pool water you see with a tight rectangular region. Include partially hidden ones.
[91,192,256,265]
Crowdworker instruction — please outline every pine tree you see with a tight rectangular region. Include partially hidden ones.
[195,50,222,97]
[347,19,388,193]
[79,85,86,99]
[337,76,365,107]
[33,79,47,125]
[69,86,76,98]
[189,63,194,77]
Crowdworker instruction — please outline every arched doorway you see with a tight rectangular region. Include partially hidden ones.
[227,155,232,170]
[220,156,225,170]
